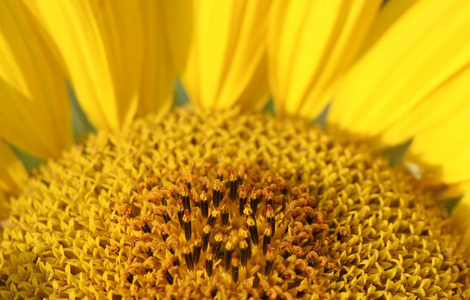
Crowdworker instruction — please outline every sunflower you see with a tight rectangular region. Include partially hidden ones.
[1,0,470,299]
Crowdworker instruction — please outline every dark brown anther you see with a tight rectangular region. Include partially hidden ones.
[279,242,292,259]
[126,273,134,283]
[194,239,202,265]
[262,224,272,255]
[239,237,249,267]
[186,180,192,192]
[172,256,180,267]
[161,195,167,206]
[162,209,171,223]
[294,259,307,275]
[264,245,274,276]
[229,169,238,202]
[206,249,214,277]
[266,204,275,236]
[250,187,259,215]
[165,269,174,285]
[161,227,169,241]
[337,226,348,241]
[224,241,234,270]
[265,188,274,210]
[239,185,247,216]
[232,253,239,283]
[200,191,209,218]
[239,227,252,262]
[207,209,219,227]
[177,200,184,228]
[212,233,224,259]
[221,205,229,226]
[183,247,194,271]
[247,216,259,246]
[142,223,152,233]
[202,225,211,252]
[180,185,191,213]
[146,247,154,257]
[213,180,223,208]
[183,210,192,241]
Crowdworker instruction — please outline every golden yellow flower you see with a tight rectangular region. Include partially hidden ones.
[1,0,470,299]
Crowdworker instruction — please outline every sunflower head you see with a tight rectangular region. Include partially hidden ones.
[1,108,469,299]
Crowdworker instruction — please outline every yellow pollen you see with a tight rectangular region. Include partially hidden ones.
[0,108,469,299]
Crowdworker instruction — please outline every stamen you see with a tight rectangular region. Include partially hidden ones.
[202,225,211,252]
[239,227,252,262]
[266,204,275,236]
[207,209,219,227]
[165,269,174,285]
[206,249,213,277]
[194,239,202,265]
[183,210,192,241]
[221,205,229,226]
[162,209,171,223]
[265,245,274,276]
[231,253,239,283]
[224,241,234,270]
[177,200,184,228]
[200,191,209,218]
[247,216,259,246]
[265,188,274,210]
[229,169,238,201]
[212,180,223,208]
[212,233,224,259]
[161,227,169,242]
[180,185,191,213]
[239,237,249,267]
[183,247,194,271]
[239,185,247,215]
[262,223,272,255]
[142,223,152,233]
[250,187,259,215]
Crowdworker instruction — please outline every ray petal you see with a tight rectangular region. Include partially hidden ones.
[182,0,270,111]
[331,0,470,138]
[268,0,381,119]
[0,140,27,195]
[0,0,73,158]
[138,0,192,117]
[24,0,145,130]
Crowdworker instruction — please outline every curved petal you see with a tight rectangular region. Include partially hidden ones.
[182,0,270,111]
[268,0,381,119]
[0,0,73,158]
[138,0,192,117]
[24,0,145,130]
[0,140,27,195]
[331,0,470,139]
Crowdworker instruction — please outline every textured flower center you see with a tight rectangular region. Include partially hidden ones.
[0,108,469,299]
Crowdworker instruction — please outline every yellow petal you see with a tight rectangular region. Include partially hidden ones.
[268,0,381,119]
[138,0,192,117]
[331,0,470,139]
[0,140,27,195]
[409,101,470,184]
[24,0,145,130]
[182,0,270,111]
[359,0,418,56]
[0,0,73,158]
[160,0,193,74]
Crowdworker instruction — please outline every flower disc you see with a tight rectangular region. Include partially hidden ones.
[1,108,469,299]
